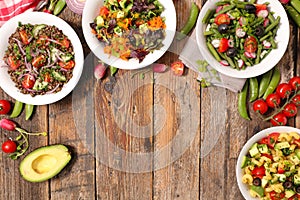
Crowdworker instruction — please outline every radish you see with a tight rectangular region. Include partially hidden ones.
[257,10,269,18]
[94,62,107,80]
[239,17,247,26]
[245,52,256,58]
[263,40,271,48]
[228,39,234,47]
[263,18,270,27]
[238,59,244,68]
[211,39,220,48]
[236,28,246,38]
[216,6,223,13]
[220,60,229,66]
[152,63,168,73]
[280,0,290,4]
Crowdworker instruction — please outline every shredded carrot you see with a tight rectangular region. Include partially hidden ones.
[148,16,166,29]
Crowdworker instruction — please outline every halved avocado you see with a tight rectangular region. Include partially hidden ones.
[19,145,71,182]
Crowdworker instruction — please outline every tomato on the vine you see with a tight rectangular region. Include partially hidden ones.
[171,61,185,76]
[292,94,300,106]
[2,140,17,153]
[0,100,11,115]
[283,103,297,117]
[289,76,300,90]
[253,99,268,114]
[276,83,293,98]
[270,113,287,126]
[266,93,281,108]
[214,14,230,25]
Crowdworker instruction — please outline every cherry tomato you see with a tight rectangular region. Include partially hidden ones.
[276,83,293,98]
[270,113,287,126]
[259,137,269,145]
[58,60,75,70]
[0,100,11,115]
[43,9,52,14]
[261,153,272,160]
[266,93,281,108]
[2,140,17,153]
[252,166,265,179]
[283,103,297,117]
[218,38,229,53]
[253,99,268,114]
[22,74,35,89]
[214,14,230,25]
[244,36,258,53]
[288,194,300,200]
[19,30,30,45]
[293,138,300,147]
[267,132,280,148]
[58,37,70,48]
[99,6,109,16]
[7,56,20,70]
[289,76,300,90]
[32,55,46,68]
[44,73,52,83]
[277,167,285,174]
[270,191,285,200]
[255,4,267,13]
[171,61,185,76]
[292,94,300,106]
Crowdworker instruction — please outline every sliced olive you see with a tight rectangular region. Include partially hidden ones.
[253,177,261,186]
[226,48,237,58]
[245,4,256,13]
[283,181,293,189]
[296,186,300,193]
[218,24,229,34]
[255,26,264,37]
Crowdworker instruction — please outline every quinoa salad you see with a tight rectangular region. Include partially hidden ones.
[3,22,75,96]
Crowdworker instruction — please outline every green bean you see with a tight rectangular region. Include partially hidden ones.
[263,67,281,100]
[270,37,277,49]
[258,69,273,98]
[53,0,66,16]
[286,6,300,28]
[250,17,264,27]
[267,13,275,23]
[10,100,24,118]
[249,77,258,102]
[291,0,300,13]
[202,9,215,24]
[215,0,231,6]
[207,42,221,62]
[177,3,199,40]
[224,54,236,68]
[255,45,262,65]
[264,16,280,33]
[259,32,272,42]
[25,104,34,120]
[204,30,214,36]
[214,5,236,17]
[238,80,250,120]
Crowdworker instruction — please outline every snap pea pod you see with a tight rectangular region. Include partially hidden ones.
[25,104,34,120]
[10,100,24,118]
[207,42,221,62]
[202,9,215,24]
[286,5,300,28]
[255,45,263,65]
[177,3,199,40]
[291,0,300,13]
[238,80,250,120]
[249,77,258,102]
[53,0,66,16]
[258,69,273,98]
[264,16,280,33]
[110,66,118,76]
[263,67,281,100]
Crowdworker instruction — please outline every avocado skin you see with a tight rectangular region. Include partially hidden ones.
[19,144,72,182]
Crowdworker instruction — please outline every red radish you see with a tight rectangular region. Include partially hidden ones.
[216,6,223,13]
[0,119,16,131]
[236,28,246,38]
[280,0,290,4]
[220,60,229,66]
[228,39,234,47]
[94,62,107,80]
[245,52,256,58]
[152,63,168,73]
[263,40,271,48]
[263,18,270,27]
[238,59,244,68]
[257,10,269,18]
[66,0,86,15]
[239,17,247,26]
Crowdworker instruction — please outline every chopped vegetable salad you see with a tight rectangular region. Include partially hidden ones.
[90,0,166,63]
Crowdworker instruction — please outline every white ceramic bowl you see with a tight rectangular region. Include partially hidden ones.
[236,126,300,200]
[82,0,176,70]
[196,0,289,78]
[0,12,84,105]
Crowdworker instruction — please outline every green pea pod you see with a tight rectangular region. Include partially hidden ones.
[286,5,300,28]
[176,3,199,40]
[249,77,258,102]
[25,104,34,120]
[258,69,273,98]
[263,67,281,100]
[53,0,66,16]
[10,100,24,118]
[238,80,250,120]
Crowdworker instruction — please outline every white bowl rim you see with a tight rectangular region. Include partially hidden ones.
[196,0,290,78]
[236,126,300,200]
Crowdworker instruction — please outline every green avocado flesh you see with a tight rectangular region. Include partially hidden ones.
[19,145,71,182]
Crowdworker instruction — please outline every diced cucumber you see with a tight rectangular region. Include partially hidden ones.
[261,177,268,188]
[295,149,300,159]
[274,142,290,150]
[294,174,300,185]
[274,174,286,182]
[249,143,260,157]
[32,24,45,37]
[241,156,250,168]
[52,71,66,82]
[96,16,104,27]
[257,144,268,154]
[285,189,296,198]
[290,155,300,165]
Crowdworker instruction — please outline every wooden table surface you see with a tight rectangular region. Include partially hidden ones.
[0,0,299,199]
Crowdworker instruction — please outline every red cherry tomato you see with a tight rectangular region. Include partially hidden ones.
[22,74,35,89]
[289,76,300,90]
[171,61,185,76]
[58,60,75,70]
[99,6,109,17]
[2,140,17,153]
[214,14,230,25]
[267,132,280,148]
[0,100,11,115]
[44,73,52,83]
[218,38,229,53]
[58,37,70,48]
[266,93,281,108]
[7,56,20,70]
[292,94,300,106]
[255,4,267,13]
[244,36,258,53]
[252,166,265,179]
[19,30,30,45]
[277,167,285,174]
[270,113,287,126]
[270,191,285,200]
[261,153,273,160]
[288,194,300,200]
[283,103,297,117]
[253,99,268,114]
[276,83,293,98]
[32,55,46,68]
